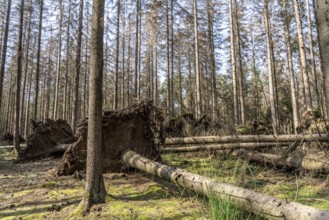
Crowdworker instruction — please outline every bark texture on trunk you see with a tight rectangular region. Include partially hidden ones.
[317,0,329,117]
[165,134,328,145]
[161,142,289,153]
[235,150,329,173]
[80,0,106,210]
[123,150,329,220]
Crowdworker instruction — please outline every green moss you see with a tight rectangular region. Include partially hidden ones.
[13,189,34,198]
[41,181,58,189]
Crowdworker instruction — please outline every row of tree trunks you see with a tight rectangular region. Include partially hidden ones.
[161,142,289,153]
[165,134,328,145]
[122,150,329,220]
[233,150,329,173]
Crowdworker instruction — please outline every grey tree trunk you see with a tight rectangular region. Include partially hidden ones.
[80,0,106,211]
[0,0,11,109]
[293,0,312,110]
[34,0,43,121]
[63,0,72,120]
[166,0,171,116]
[283,0,299,134]
[14,0,25,153]
[306,0,320,108]
[264,0,279,135]
[53,0,63,119]
[114,0,120,110]
[229,0,239,126]
[165,134,328,145]
[134,0,139,99]
[207,0,218,120]
[123,150,329,220]
[194,0,202,119]
[316,0,329,117]
[72,0,84,132]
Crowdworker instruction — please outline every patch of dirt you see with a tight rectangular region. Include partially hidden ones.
[0,150,208,220]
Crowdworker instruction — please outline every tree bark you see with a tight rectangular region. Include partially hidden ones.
[123,150,329,220]
[114,0,120,110]
[134,0,139,99]
[161,142,290,153]
[194,0,202,119]
[293,0,312,110]
[72,0,84,132]
[235,150,329,173]
[317,0,329,117]
[207,0,218,120]
[34,0,43,121]
[229,0,239,126]
[283,0,299,134]
[165,134,328,145]
[53,0,63,119]
[14,0,25,153]
[264,0,279,135]
[80,0,106,211]
[0,0,11,109]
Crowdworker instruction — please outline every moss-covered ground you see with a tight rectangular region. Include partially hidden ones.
[0,148,328,219]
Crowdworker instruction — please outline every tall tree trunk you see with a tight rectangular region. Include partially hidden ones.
[14,0,25,153]
[34,0,43,121]
[264,0,279,135]
[306,0,320,108]
[63,0,72,120]
[235,0,245,125]
[194,0,202,119]
[121,1,126,109]
[127,17,131,106]
[207,0,218,120]
[0,0,12,109]
[178,38,183,116]
[229,0,239,126]
[134,0,139,99]
[317,0,329,117]
[166,0,171,116]
[80,0,106,211]
[21,5,32,132]
[72,0,84,132]
[170,0,174,115]
[114,0,120,110]
[54,0,63,119]
[283,0,299,134]
[293,0,312,110]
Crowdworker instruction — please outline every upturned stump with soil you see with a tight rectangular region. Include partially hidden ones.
[56,101,164,176]
[18,119,76,160]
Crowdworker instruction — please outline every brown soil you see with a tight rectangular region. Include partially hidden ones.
[56,100,164,176]
[18,119,76,160]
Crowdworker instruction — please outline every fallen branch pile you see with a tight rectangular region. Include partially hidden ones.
[123,150,329,220]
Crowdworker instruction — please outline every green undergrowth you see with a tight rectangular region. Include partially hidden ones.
[162,152,329,216]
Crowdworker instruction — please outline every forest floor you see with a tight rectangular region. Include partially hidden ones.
[1,148,329,220]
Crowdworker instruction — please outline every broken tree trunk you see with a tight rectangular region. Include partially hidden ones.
[234,150,329,173]
[165,134,328,145]
[123,150,329,220]
[160,142,290,153]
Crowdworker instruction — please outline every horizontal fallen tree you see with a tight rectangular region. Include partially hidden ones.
[233,150,329,173]
[123,150,329,220]
[161,142,290,153]
[165,134,328,145]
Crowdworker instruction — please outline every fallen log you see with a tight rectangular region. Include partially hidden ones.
[234,150,329,173]
[123,150,329,220]
[165,134,328,145]
[161,142,289,153]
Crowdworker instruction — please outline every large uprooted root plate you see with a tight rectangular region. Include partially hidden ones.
[19,119,76,160]
[56,101,164,176]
